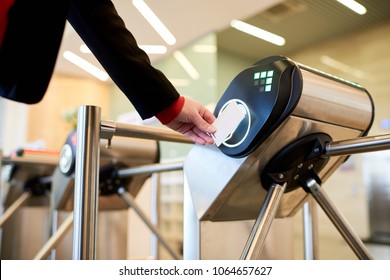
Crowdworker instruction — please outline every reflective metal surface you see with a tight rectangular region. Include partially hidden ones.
[185,117,363,221]
[0,153,58,259]
[304,178,373,259]
[184,60,374,222]
[52,136,160,212]
[240,183,286,260]
[183,57,375,260]
[73,105,101,260]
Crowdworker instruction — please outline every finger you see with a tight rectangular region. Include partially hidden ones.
[202,109,216,124]
[185,130,207,145]
[192,114,216,134]
[193,126,214,144]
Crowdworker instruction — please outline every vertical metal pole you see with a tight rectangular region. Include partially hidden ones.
[302,198,319,260]
[0,150,3,255]
[183,173,200,260]
[72,105,101,260]
[150,172,160,259]
[49,210,59,260]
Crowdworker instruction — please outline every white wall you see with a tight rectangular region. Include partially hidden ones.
[0,99,28,155]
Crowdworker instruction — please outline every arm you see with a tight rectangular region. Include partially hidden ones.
[68,0,215,144]
[67,0,179,119]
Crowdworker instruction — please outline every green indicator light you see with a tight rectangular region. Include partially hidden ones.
[265,85,272,92]
[260,71,267,78]
[266,78,272,84]
[267,70,274,77]
[254,72,260,79]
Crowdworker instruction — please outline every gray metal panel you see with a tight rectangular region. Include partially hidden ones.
[184,116,362,221]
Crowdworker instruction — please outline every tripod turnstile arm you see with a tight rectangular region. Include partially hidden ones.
[304,178,373,260]
[0,192,31,228]
[325,133,390,157]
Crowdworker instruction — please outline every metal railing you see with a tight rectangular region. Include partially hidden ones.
[73,105,192,260]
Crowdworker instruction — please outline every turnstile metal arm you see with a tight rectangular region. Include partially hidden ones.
[73,105,191,260]
[117,187,181,260]
[100,120,193,144]
[117,161,184,178]
[325,133,390,157]
[240,183,287,260]
[34,212,74,260]
[304,178,373,260]
[0,192,31,228]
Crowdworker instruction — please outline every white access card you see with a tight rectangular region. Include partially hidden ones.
[211,101,245,146]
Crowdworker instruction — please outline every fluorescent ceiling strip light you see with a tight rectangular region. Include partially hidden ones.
[168,78,191,87]
[80,44,166,55]
[132,0,176,45]
[336,0,367,15]
[139,45,167,54]
[80,44,91,53]
[320,55,373,80]
[230,19,285,46]
[63,51,109,81]
[173,51,200,80]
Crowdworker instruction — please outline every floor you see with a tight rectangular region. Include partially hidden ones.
[364,243,390,260]
[292,225,390,260]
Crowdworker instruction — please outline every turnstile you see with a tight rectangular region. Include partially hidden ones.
[0,129,176,260]
[68,55,390,260]
[183,55,382,259]
[0,150,58,259]
[48,129,177,260]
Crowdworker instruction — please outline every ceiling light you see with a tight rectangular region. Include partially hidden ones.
[320,55,373,80]
[336,0,367,15]
[80,44,91,54]
[230,19,285,46]
[173,51,200,80]
[132,0,176,45]
[168,78,191,87]
[63,51,109,81]
[138,45,167,54]
[80,44,166,55]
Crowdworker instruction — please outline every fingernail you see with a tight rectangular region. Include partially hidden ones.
[207,125,216,133]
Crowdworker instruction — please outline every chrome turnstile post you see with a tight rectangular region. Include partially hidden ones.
[72,107,190,260]
[240,183,286,260]
[72,105,101,260]
[302,198,319,260]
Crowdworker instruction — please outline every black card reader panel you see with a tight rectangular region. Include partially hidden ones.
[214,56,303,158]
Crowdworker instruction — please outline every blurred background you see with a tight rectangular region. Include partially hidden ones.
[0,0,389,260]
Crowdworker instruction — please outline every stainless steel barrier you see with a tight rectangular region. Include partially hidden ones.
[72,106,191,259]
[0,113,189,259]
[0,151,58,259]
[71,56,389,260]
[182,55,388,260]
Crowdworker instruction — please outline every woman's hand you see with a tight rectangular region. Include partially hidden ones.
[165,97,216,145]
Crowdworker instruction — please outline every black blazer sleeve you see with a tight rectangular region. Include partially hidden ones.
[67,0,180,119]
[0,0,69,104]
